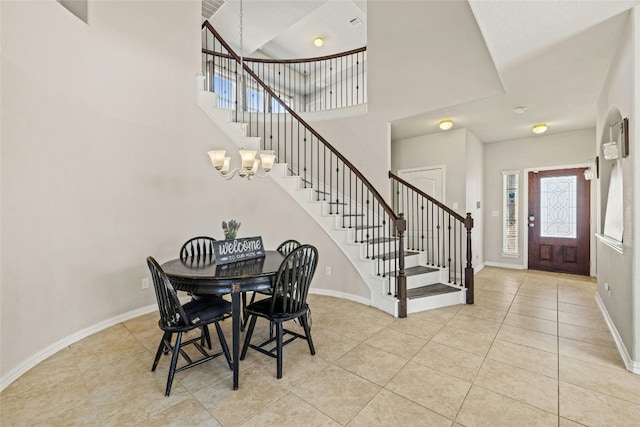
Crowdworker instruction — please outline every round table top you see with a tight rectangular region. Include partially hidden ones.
[161,250,285,294]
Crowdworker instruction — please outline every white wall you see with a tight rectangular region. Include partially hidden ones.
[465,130,484,266]
[391,129,467,211]
[483,129,596,268]
[595,6,639,366]
[0,0,368,385]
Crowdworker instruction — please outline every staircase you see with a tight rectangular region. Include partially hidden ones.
[197,86,466,317]
[199,21,473,317]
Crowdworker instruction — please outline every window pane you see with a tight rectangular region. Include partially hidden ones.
[540,176,577,238]
[503,172,519,255]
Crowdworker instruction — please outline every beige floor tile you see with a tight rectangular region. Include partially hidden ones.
[412,341,484,382]
[509,303,558,322]
[477,282,520,295]
[516,288,558,302]
[292,365,380,425]
[32,400,101,427]
[496,324,557,353]
[335,343,407,386]
[347,389,453,427]
[558,301,601,316]
[558,311,608,331]
[455,304,507,323]
[0,375,92,426]
[559,356,640,405]
[432,325,495,357]
[410,305,461,325]
[387,315,444,340]
[474,359,558,414]
[364,326,427,359]
[558,337,623,369]
[247,337,329,390]
[241,392,340,426]
[475,289,516,303]
[309,328,360,363]
[194,363,289,427]
[486,340,558,379]
[456,385,557,427]
[558,322,616,348]
[513,295,558,310]
[94,377,191,427]
[134,396,220,426]
[559,381,640,426]
[0,347,80,399]
[386,361,471,419]
[472,296,513,312]
[503,312,558,335]
[446,313,501,338]
[558,417,585,427]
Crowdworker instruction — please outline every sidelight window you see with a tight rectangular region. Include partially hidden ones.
[502,171,519,256]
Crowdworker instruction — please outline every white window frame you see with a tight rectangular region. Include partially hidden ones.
[502,170,519,257]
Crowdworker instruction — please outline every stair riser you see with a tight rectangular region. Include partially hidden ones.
[407,289,466,314]
[405,272,441,289]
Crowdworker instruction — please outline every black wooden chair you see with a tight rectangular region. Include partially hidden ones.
[276,239,301,255]
[180,236,216,262]
[147,257,232,396]
[240,244,318,379]
[244,239,302,324]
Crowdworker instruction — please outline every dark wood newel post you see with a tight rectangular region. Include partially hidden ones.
[464,213,474,304]
[397,213,407,318]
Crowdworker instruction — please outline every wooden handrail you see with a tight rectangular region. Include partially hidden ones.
[203,21,397,223]
[388,171,467,223]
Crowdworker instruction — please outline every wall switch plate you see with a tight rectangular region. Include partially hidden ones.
[492,210,499,217]
[142,278,150,289]
[325,266,332,276]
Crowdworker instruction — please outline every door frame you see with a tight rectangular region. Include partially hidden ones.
[396,165,446,204]
[522,163,596,276]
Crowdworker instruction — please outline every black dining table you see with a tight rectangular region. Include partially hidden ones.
[161,250,285,390]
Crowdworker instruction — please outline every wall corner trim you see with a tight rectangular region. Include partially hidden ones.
[595,293,640,375]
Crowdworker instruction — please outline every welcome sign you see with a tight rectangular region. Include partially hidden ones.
[212,236,266,264]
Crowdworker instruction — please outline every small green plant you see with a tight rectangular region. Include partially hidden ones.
[222,219,241,240]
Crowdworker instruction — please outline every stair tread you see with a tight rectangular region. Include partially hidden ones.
[369,250,419,260]
[364,237,398,244]
[389,265,440,277]
[407,283,462,299]
[353,225,382,230]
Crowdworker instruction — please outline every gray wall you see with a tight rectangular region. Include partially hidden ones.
[595,6,638,363]
[482,129,596,268]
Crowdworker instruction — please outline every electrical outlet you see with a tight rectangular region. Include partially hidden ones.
[325,266,332,276]
[142,278,150,289]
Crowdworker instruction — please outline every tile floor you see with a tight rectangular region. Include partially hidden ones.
[2,267,640,426]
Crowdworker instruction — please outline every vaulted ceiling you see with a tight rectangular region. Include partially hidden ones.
[205,0,639,143]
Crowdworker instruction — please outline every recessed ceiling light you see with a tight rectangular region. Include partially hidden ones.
[439,119,453,130]
[532,123,548,134]
[313,37,324,47]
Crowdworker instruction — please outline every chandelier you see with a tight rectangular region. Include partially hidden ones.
[206,0,276,180]
[207,149,276,180]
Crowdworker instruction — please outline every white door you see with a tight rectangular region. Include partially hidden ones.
[397,167,444,250]
[398,167,444,201]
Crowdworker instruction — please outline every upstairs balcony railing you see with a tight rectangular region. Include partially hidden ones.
[389,172,474,303]
[202,28,366,114]
[201,22,409,316]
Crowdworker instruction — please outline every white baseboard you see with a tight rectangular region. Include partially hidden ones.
[484,261,525,270]
[595,293,640,375]
[0,303,161,392]
[309,288,371,307]
[474,263,486,273]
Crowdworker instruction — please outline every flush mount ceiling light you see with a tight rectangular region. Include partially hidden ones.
[313,36,324,47]
[439,119,453,130]
[513,106,527,115]
[532,123,548,134]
